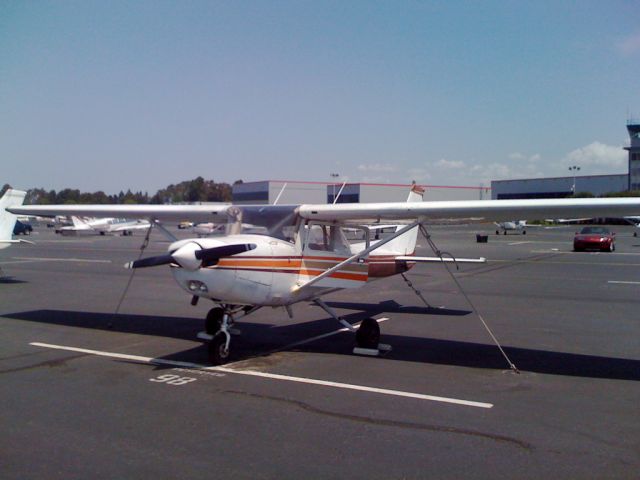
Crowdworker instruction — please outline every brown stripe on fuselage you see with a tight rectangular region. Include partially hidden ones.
[368,255,415,278]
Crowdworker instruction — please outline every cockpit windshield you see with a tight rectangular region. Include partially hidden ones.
[228,205,299,241]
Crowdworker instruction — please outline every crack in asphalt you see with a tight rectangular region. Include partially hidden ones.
[224,390,533,451]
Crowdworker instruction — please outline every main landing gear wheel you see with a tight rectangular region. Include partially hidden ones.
[356,318,380,349]
[208,334,230,365]
[205,307,224,334]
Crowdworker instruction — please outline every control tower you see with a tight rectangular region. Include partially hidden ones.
[626,120,640,190]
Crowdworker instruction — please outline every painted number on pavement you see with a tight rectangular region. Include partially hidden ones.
[149,374,197,386]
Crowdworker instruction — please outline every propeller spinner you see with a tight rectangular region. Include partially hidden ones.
[125,242,256,271]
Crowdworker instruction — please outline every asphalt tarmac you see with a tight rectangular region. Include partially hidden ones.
[1,224,639,479]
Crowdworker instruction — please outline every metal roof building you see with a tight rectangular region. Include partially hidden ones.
[232,180,490,205]
[491,174,629,200]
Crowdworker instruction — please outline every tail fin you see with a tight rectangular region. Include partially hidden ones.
[378,183,424,255]
[0,189,27,244]
[71,216,90,229]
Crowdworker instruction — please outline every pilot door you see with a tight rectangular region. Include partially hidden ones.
[297,222,369,290]
[232,241,274,304]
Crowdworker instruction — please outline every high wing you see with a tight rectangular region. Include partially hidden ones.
[297,198,640,223]
[8,197,640,224]
[8,204,231,223]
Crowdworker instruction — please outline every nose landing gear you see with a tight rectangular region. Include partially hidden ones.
[198,304,261,365]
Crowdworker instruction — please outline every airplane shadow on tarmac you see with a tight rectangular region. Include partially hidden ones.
[0,276,28,284]
[5,307,640,382]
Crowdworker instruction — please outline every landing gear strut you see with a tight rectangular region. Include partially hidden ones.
[199,304,261,365]
[205,307,224,334]
[205,307,232,365]
[313,298,390,356]
[208,330,231,365]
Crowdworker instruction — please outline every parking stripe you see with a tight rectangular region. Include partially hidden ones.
[29,342,493,409]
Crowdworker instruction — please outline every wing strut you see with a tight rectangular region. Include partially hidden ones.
[291,220,420,294]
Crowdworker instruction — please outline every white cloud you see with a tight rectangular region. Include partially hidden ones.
[509,152,540,162]
[433,158,466,169]
[357,163,397,173]
[359,175,392,183]
[406,167,431,182]
[562,142,626,171]
[616,32,640,56]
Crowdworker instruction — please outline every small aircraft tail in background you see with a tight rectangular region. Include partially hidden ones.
[0,189,28,250]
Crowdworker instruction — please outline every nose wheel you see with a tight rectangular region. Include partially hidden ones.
[203,306,233,365]
[200,305,262,365]
[208,334,231,365]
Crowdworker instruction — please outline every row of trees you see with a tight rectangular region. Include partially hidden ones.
[2,180,639,205]
[1,177,242,205]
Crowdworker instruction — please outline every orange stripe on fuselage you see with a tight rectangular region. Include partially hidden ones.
[211,254,416,281]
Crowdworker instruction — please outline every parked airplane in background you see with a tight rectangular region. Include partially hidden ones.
[0,189,28,250]
[59,216,151,236]
[9,186,640,364]
[495,220,527,235]
[624,216,640,237]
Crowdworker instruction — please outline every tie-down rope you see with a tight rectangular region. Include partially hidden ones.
[419,224,520,374]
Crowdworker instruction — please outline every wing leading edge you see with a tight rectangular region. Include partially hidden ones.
[298,198,640,223]
[8,197,640,224]
[8,204,231,223]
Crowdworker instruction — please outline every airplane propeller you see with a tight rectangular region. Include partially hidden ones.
[125,242,256,270]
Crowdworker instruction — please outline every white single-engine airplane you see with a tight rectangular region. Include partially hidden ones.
[8,185,640,364]
[59,216,151,236]
[495,220,527,235]
[0,189,28,250]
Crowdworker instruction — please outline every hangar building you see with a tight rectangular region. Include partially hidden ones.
[491,174,629,199]
[232,180,489,204]
[491,121,640,199]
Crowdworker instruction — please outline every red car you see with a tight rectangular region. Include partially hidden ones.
[573,226,615,252]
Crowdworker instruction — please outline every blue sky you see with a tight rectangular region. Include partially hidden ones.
[2,1,639,193]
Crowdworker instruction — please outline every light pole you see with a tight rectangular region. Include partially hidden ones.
[568,165,580,194]
[330,173,339,203]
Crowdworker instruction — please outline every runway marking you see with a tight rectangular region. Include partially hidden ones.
[29,342,493,409]
[608,280,640,285]
[491,258,640,267]
[531,250,640,256]
[508,241,532,246]
[268,317,389,354]
[38,240,100,244]
[11,257,112,263]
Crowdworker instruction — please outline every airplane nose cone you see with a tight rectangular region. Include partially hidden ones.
[171,242,203,271]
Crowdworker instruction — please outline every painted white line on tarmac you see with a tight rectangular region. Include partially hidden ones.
[29,342,493,409]
[608,280,640,285]
[12,257,112,263]
[269,317,389,354]
[531,250,640,256]
[38,240,99,243]
[508,241,532,245]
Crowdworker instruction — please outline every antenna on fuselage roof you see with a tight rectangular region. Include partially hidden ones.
[273,183,287,205]
[332,181,347,204]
